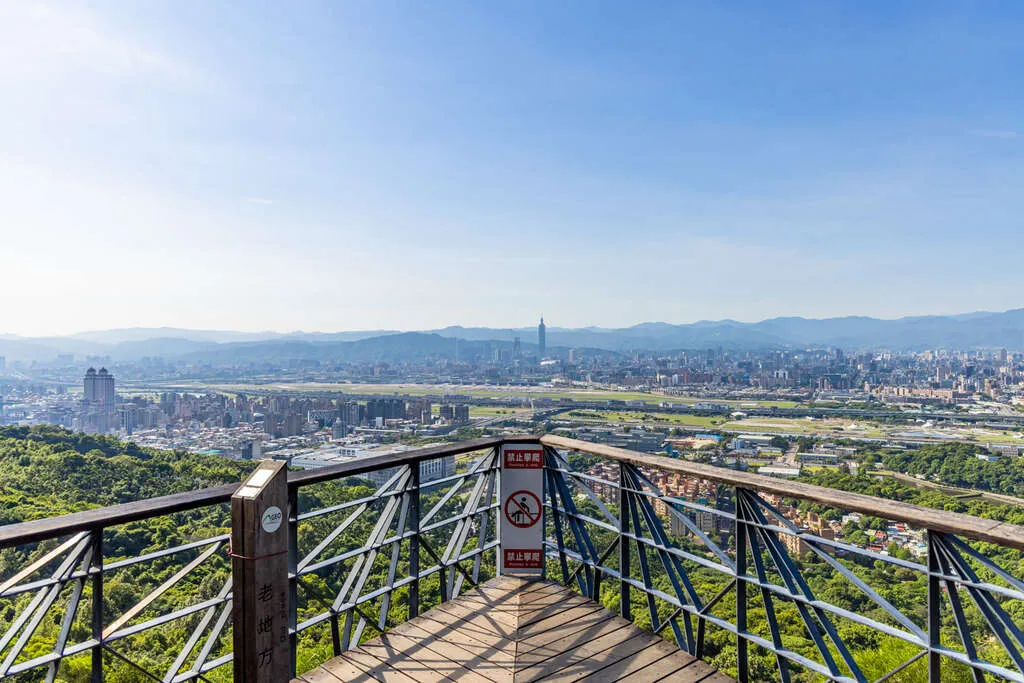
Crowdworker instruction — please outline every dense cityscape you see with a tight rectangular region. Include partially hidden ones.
[4,316,1024,565]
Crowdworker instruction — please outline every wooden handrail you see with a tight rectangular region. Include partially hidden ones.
[0,484,241,549]
[3,433,1023,552]
[0,435,538,549]
[286,435,529,488]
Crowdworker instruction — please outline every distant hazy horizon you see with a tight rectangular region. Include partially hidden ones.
[3,2,1024,336]
[5,305,1024,340]
[3,306,1023,341]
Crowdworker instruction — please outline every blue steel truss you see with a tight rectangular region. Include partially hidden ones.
[542,443,1024,683]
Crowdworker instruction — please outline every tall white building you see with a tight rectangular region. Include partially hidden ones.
[81,367,117,433]
[84,368,116,407]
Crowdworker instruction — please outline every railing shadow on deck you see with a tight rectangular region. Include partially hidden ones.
[2,434,1024,682]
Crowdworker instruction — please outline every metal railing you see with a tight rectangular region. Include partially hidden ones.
[541,434,1024,683]
[0,436,506,682]
[3,434,1024,681]
[287,438,502,670]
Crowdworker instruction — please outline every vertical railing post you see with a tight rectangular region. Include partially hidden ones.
[927,530,942,682]
[735,486,749,683]
[499,448,507,579]
[618,462,631,621]
[90,528,103,683]
[409,462,420,620]
[287,485,299,679]
[231,460,289,683]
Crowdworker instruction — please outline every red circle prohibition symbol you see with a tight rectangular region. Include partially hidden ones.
[504,490,541,529]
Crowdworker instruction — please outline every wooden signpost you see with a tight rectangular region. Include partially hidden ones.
[231,459,290,682]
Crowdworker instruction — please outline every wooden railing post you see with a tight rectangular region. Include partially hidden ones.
[231,460,289,682]
[287,485,299,679]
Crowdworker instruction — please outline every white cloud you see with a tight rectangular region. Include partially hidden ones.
[0,2,197,85]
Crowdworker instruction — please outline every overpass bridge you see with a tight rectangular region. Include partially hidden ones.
[1,435,1024,681]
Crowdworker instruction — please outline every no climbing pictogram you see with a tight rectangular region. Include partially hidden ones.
[504,490,541,529]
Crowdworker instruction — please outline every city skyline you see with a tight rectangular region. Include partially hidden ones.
[4,2,1024,336]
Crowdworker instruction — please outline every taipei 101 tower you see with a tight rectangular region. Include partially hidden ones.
[538,317,546,358]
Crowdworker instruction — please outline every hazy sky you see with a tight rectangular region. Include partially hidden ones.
[2,2,1024,336]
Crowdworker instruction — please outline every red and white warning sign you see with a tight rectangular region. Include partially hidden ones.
[500,443,545,574]
[504,448,543,469]
[505,490,541,528]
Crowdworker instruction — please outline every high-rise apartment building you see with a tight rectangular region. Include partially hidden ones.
[263,414,279,437]
[369,455,456,487]
[366,398,404,422]
[81,367,117,433]
[405,399,433,424]
[339,401,364,427]
[284,413,302,437]
[239,440,262,461]
[84,368,116,407]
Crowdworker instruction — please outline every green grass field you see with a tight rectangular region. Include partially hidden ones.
[128,380,802,409]
[556,410,730,429]
[470,406,532,417]
[553,410,899,438]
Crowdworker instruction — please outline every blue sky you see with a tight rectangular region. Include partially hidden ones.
[2,2,1023,335]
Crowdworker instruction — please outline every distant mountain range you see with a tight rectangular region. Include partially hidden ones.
[438,310,1024,351]
[64,327,394,345]
[3,309,1024,363]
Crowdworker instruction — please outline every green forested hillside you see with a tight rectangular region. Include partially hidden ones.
[0,425,255,523]
[0,427,257,681]
[863,442,1024,496]
[0,426,490,682]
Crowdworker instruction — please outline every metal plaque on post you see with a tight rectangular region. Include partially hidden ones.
[231,459,289,682]
[499,442,545,575]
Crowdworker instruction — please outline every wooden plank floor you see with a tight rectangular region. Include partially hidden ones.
[296,576,734,683]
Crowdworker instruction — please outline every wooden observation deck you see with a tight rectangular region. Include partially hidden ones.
[295,576,732,683]
[6,435,1024,682]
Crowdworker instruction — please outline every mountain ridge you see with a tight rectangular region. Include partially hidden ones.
[3,308,1024,362]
